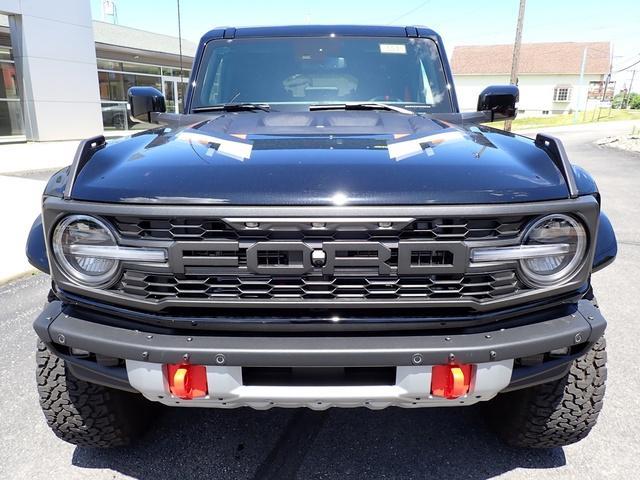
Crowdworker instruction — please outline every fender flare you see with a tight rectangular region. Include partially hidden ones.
[26,215,49,274]
[593,211,617,272]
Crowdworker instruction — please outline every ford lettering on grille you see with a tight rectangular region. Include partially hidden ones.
[167,240,468,276]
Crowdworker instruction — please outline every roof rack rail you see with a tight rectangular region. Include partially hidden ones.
[534,133,579,199]
[63,135,106,199]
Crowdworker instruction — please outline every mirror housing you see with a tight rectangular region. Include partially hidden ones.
[477,85,519,121]
[128,87,166,122]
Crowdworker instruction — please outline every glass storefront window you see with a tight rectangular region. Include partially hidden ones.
[98,71,161,102]
[0,100,24,136]
[120,61,161,76]
[98,59,164,76]
[100,101,129,130]
[123,73,162,98]
[0,40,24,139]
[98,71,125,101]
[161,66,190,78]
[0,62,19,99]
[0,46,11,62]
[97,59,122,71]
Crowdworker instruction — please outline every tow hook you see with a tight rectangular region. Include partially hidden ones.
[166,364,208,399]
[431,364,473,399]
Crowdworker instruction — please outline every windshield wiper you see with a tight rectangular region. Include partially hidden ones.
[309,102,414,115]
[192,103,271,113]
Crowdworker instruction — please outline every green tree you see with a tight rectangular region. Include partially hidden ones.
[612,92,640,109]
[612,92,625,108]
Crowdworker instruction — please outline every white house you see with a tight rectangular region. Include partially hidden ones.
[451,42,611,116]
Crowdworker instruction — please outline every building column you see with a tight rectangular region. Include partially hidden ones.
[1,0,102,141]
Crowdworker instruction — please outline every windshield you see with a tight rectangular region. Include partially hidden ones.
[191,36,453,113]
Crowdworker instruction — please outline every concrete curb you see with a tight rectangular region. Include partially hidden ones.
[0,269,40,286]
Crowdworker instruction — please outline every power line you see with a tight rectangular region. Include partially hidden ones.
[615,57,640,73]
[614,51,640,65]
[387,1,430,25]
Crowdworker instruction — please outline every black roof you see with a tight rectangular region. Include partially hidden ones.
[200,25,439,42]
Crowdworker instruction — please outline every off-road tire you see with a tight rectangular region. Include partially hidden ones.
[488,336,607,448]
[36,341,155,448]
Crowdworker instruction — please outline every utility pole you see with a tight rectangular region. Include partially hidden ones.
[504,0,527,132]
[622,70,636,108]
[601,45,614,102]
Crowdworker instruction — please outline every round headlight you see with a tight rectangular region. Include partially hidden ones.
[52,215,119,287]
[519,214,587,287]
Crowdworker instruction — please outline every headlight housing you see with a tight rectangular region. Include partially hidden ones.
[519,214,587,287]
[52,215,120,287]
[470,213,588,288]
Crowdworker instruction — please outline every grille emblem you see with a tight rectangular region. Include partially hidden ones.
[312,249,327,267]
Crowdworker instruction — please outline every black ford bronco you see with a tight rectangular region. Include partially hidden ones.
[27,25,617,448]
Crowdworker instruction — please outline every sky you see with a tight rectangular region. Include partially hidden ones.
[90,0,640,91]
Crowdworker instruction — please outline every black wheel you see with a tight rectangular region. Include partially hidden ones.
[488,336,607,448]
[36,341,156,448]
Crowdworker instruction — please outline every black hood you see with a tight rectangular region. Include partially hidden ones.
[71,111,570,205]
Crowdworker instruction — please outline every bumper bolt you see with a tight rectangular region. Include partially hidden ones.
[183,353,190,362]
[141,351,149,360]
[186,337,193,342]
[485,334,492,339]
[575,333,583,343]
[57,334,65,344]
[215,354,226,365]
[412,353,423,365]
[448,353,456,362]
[146,335,153,340]
[489,350,497,360]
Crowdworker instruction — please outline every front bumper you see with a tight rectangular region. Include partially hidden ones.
[34,299,606,409]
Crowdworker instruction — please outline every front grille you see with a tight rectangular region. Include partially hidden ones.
[110,216,528,241]
[118,270,518,302]
[100,214,534,309]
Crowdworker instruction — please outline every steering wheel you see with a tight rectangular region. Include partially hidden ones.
[368,96,404,102]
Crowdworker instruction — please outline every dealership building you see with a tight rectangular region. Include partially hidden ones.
[0,0,195,142]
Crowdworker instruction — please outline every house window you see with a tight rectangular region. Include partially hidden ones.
[553,86,572,102]
[542,110,549,115]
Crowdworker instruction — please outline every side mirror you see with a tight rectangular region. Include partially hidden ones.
[128,87,166,122]
[477,85,519,121]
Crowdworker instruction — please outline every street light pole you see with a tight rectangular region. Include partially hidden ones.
[574,47,588,124]
[504,0,527,132]
[177,0,184,112]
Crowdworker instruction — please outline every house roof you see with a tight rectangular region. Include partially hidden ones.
[451,42,611,75]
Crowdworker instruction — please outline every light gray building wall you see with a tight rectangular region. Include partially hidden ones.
[0,0,102,141]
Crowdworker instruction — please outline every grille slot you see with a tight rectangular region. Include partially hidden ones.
[119,270,519,302]
[411,250,453,266]
[257,250,294,266]
[110,216,528,242]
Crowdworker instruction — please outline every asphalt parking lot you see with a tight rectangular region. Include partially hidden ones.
[1,121,639,479]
